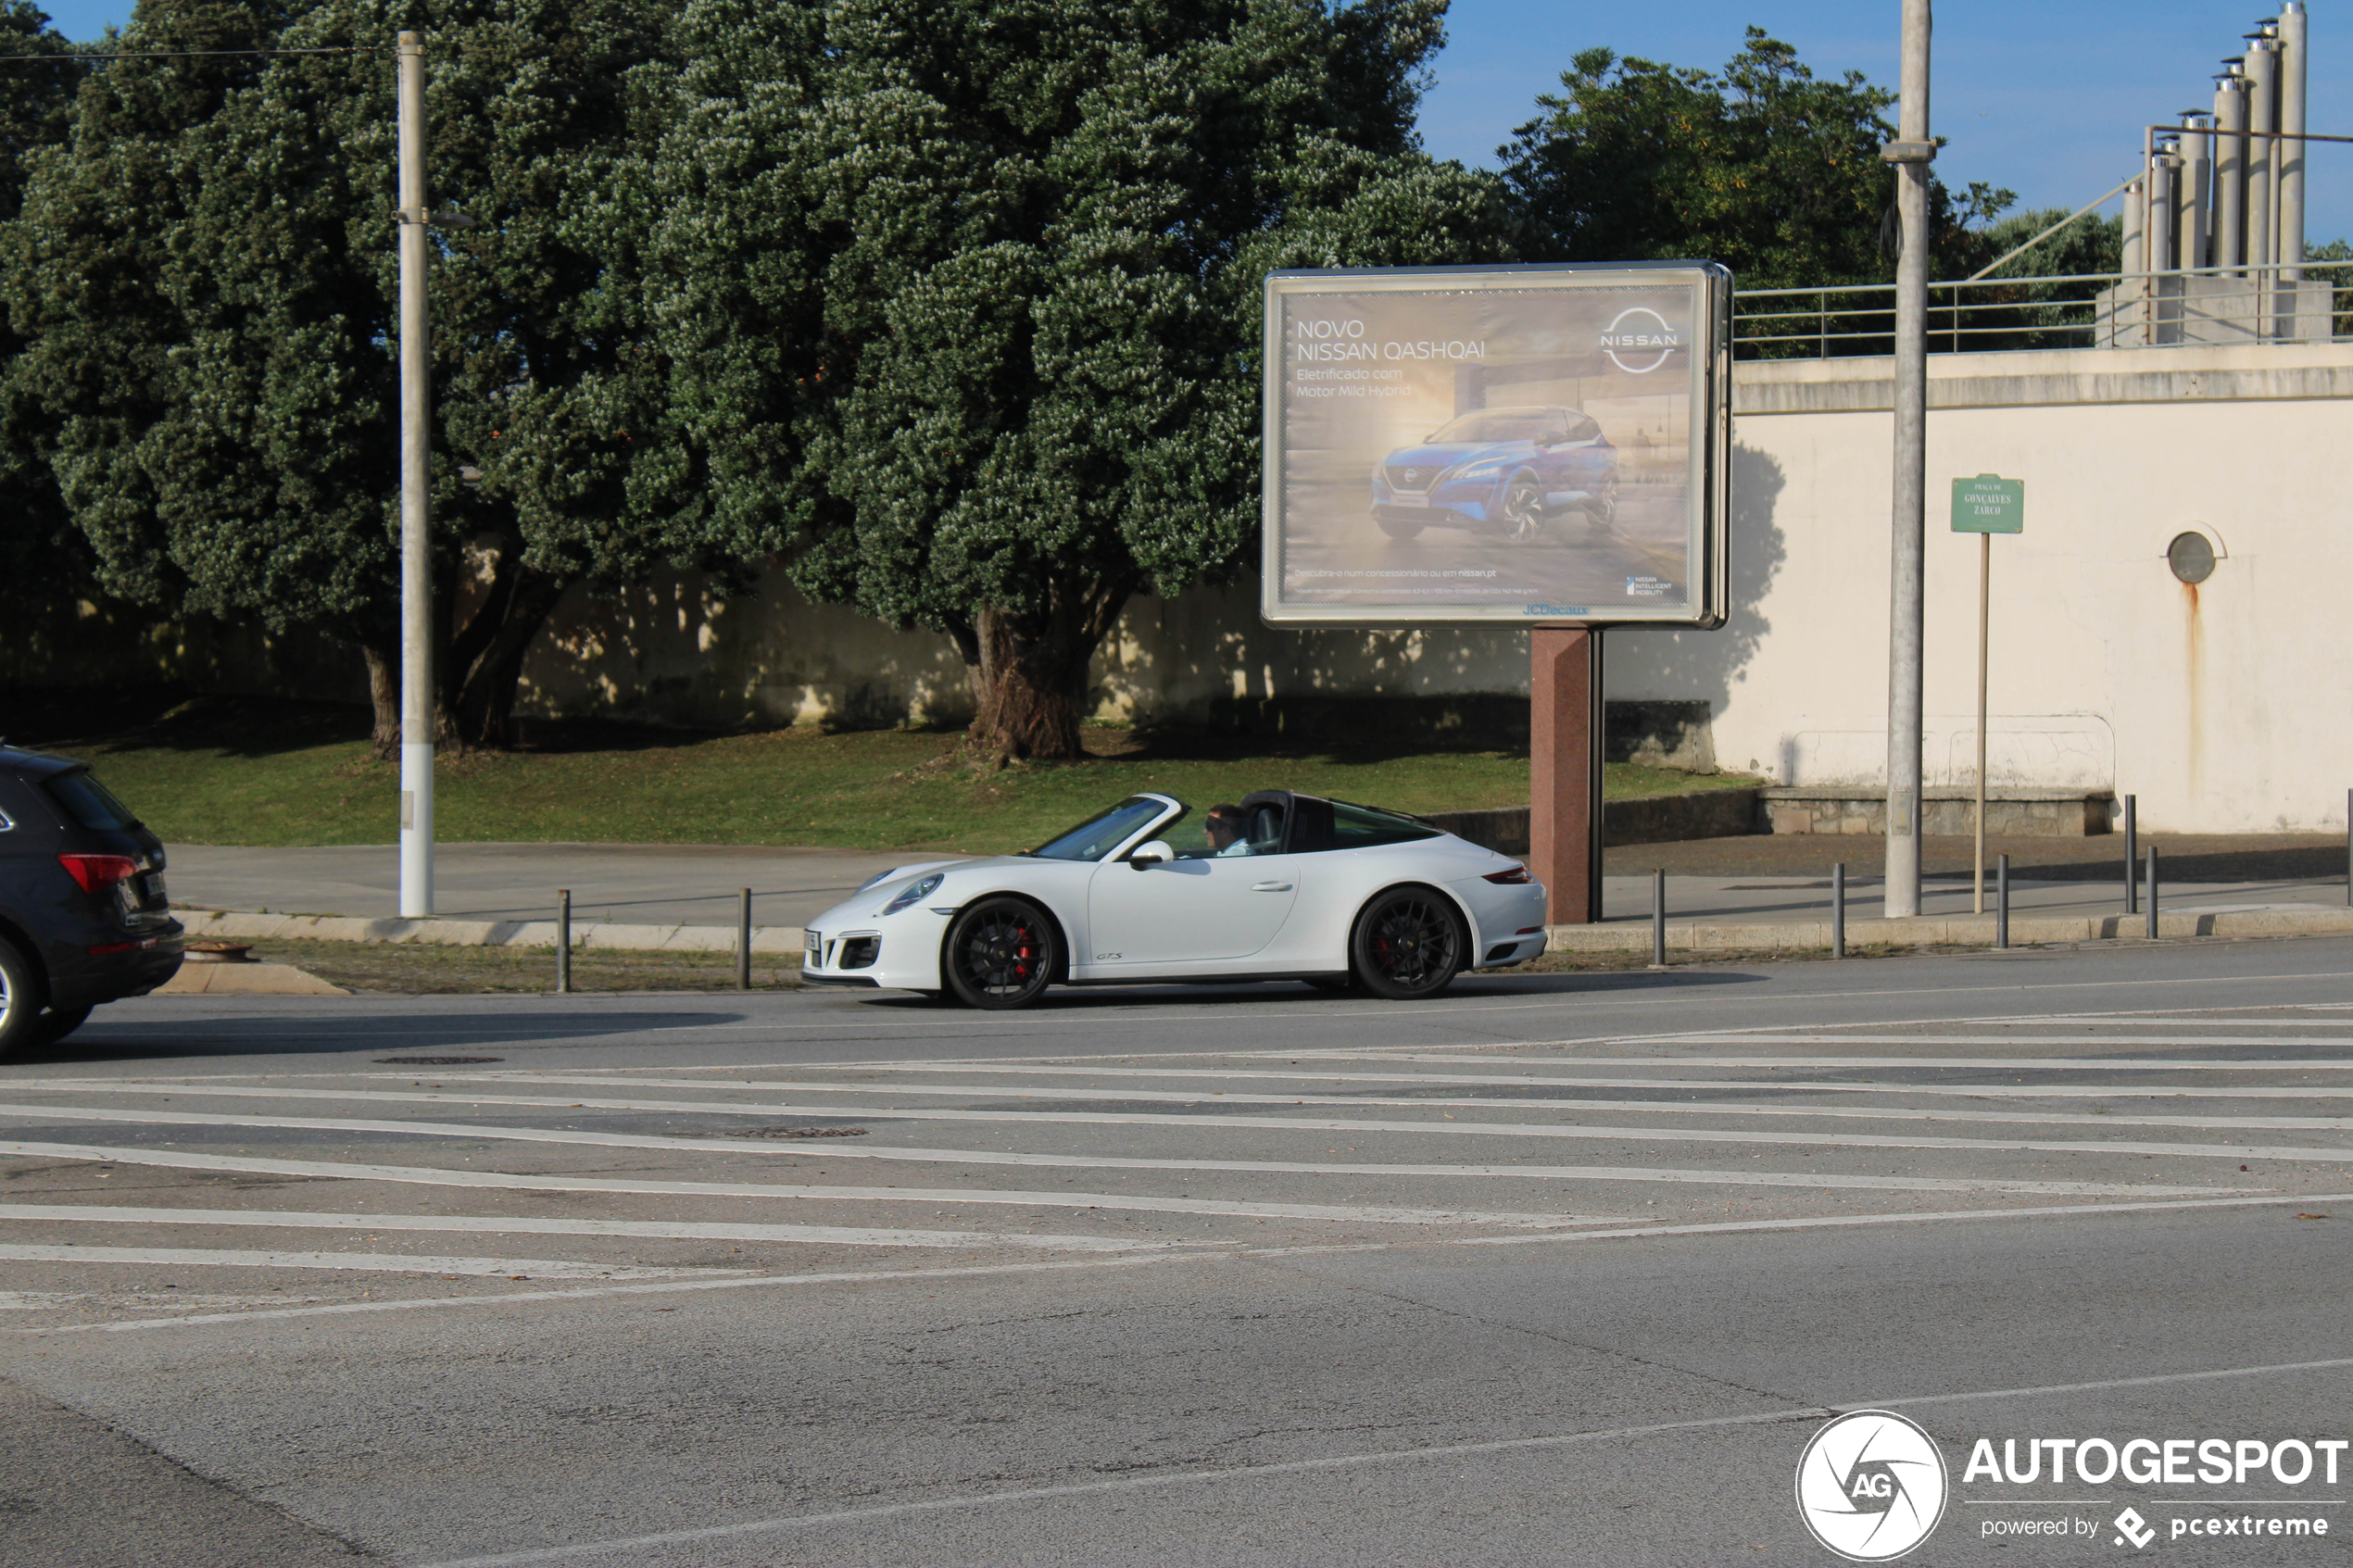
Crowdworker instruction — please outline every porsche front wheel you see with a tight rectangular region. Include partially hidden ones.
[1348,887,1464,1000]
[943,898,1058,1010]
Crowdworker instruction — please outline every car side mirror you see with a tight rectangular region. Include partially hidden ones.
[1128,840,1174,871]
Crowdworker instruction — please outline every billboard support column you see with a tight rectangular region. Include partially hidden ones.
[1530,627,1604,925]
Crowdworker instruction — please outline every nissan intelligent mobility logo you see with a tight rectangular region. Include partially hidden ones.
[1795,1411,1949,1561]
[1600,306,1680,373]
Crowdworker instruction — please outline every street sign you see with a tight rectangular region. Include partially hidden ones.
[1950,473,2023,533]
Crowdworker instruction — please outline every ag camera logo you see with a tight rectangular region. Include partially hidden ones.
[1795,1411,1949,1561]
[1600,306,1681,373]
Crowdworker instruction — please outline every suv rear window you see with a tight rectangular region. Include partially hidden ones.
[44,771,141,832]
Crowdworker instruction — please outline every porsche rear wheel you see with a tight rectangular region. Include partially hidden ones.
[1348,887,1464,1000]
[943,898,1058,1010]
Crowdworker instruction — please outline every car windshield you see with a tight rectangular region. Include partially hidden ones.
[1428,409,1558,444]
[1027,796,1170,861]
[44,769,140,831]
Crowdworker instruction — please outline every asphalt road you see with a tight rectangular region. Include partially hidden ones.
[6,938,2353,1564]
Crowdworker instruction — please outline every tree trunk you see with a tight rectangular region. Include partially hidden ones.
[361,641,401,759]
[447,569,568,750]
[967,579,1130,760]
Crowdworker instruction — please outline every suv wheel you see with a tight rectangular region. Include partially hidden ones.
[0,936,50,1058]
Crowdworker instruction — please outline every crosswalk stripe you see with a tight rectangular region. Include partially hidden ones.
[0,1203,1184,1251]
[1302,1053,2353,1070]
[0,1098,2324,1169]
[0,1136,2225,1198]
[0,1244,731,1279]
[36,1076,2353,1136]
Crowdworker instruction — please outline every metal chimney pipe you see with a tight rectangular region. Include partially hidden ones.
[2246,37,2278,308]
[2214,69,2249,273]
[2120,174,2147,344]
[2279,2,2309,316]
[2148,149,2177,275]
[2178,113,2213,271]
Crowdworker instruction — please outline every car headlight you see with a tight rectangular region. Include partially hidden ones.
[856,866,904,893]
[1448,458,1511,481]
[883,873,944,915]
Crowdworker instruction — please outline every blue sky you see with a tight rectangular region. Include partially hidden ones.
[32,0,2351,243]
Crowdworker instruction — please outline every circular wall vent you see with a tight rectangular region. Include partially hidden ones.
[2167,531,2217,585]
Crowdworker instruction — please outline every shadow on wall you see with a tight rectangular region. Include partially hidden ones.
[0,594,368,709]
[1602,443,1787,760]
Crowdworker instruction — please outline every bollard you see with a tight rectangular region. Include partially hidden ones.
[1831,862,1846,959]
[2345,789,2350,909]
[1650,869,1667,969]
[2123,795,2138,913]
[556,888,572,995]
[1995,853,2009,949]
[2145,847,2159,939]
[737,887,753,990]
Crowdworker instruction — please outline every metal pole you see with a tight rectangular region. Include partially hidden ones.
[2344,787,2349,908]
[1589,630,1606,925]
[2215,69,2249,276]
[556,888,572,994]
[2123,794,2138,913]
[1881,0,1931,921]
[396,31,434,919]
[737,887,752,990]
[1974,529,1989,914]
[1650,869,1666,969]
[1995,853,2009,949]
[1832,861,1846,959]
[2145,847,2159,940]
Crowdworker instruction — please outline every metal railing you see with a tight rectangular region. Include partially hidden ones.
[1732,258,2353,359]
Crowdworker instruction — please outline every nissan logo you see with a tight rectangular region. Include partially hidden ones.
[1600,307,1681,374]
[1401,468,1421,485]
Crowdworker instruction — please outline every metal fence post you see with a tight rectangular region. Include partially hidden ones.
[556,888,572,995]
[737,887,753,990]
[2145,847,2159,939]
[2123,795,2138,913]
[1995,853,2010,949]
[1651,870,1667,969]
[1831,862,1846,959]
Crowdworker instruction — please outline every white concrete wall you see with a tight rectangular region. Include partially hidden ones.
[1604,342,2353,833]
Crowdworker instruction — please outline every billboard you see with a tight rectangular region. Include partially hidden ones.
[1260,262,1732,628]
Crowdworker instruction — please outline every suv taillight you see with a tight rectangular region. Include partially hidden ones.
[58,853,139,894]
[1483,864,1533,884]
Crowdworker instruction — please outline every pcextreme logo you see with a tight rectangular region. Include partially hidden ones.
[1795,1411,1951,1562]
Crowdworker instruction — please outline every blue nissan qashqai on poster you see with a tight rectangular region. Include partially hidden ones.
[1369,405,1618,543]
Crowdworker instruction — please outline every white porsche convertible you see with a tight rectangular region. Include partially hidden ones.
[801,790,1549,1009]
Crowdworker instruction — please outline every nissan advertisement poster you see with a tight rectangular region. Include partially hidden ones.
[1260,263,1730,627]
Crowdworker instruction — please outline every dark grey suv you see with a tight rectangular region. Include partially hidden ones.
[0,746,182,1055]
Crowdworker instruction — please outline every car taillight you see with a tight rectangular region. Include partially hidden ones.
[58,853,140,894]
[1482,864,1533,884]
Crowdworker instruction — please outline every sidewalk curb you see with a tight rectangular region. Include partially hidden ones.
[1545,907,2353,951]
[179,909,807,955]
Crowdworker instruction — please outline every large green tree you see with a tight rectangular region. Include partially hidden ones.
[644,0,1515,759]
[0,2,88,612]
[5,0,729,750]
[1502,28,2009,292]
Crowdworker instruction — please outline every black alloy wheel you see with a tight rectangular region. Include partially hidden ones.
[1500,475,1546,543]
[943,898,1059,1010]
[0,935,48,1058]
[1348,887,1465,1000]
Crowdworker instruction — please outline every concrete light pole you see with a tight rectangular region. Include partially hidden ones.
[1881,0,1932,919]
[396,31,434,918]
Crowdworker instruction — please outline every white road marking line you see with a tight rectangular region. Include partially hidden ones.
[1448,1036,2353,1048]
[403,1347,2353,1566]
[3,1096,2337,1167]
[1302,1053,2353,1070]
[19,1188,2353,1343]
[0,1204,1179,1252]
[0,1135,2221,1199]
[40,1075,2353,1137]
[0,1244,729,1279]
[464,1062,2353,1102]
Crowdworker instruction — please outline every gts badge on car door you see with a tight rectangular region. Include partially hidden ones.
[1093,952,1122,960]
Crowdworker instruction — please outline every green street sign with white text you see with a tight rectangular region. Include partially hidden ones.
[1951,473,2023,533]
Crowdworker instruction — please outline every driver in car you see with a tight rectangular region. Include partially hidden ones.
[1205,804,1251,856]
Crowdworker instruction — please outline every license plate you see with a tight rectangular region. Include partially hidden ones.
[1390,493,1428,508]
[143,874,168,906]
